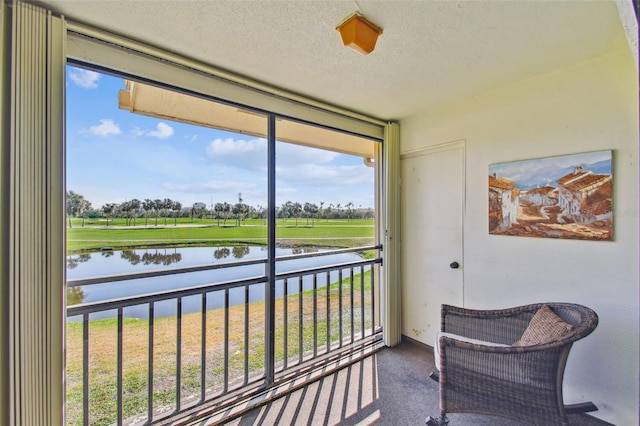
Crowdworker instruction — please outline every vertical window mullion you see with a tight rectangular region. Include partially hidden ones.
[265,114,277,384]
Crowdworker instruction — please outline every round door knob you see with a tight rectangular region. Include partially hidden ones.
[450,261,460,269]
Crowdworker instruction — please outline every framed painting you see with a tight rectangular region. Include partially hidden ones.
[488,150,613,240]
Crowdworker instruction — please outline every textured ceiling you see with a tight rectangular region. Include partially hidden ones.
[39,0,626,121]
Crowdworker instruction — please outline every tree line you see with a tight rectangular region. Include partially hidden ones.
[66,191,373,228]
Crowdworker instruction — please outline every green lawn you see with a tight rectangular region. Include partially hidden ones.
[65,217,378,424]
[66,219,375,252]
[66,270,376,426]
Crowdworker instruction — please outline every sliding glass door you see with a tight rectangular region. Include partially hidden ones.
[65,63,382,424]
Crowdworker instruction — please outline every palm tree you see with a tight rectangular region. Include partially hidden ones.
[102,203,115,226]
[153,199,162,225]
[256,204,266,225]
[77,195,92,228]
[171,200,182,226]
[143,199,154,226]
[66,191,92,228]
[345,202,354,221]
[129,199,141,226]
[162,198,173,225]
[120,201,131,226]
[214,202,224,225]
[303,202,319,227]
[223,202,231,225]
[326,203,334,221]
[293,202,302,226]
[233,202,249,226]
[280,201,293,223]
[66,191,79,228]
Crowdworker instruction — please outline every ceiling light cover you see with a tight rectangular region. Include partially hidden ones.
[336,13,383,55]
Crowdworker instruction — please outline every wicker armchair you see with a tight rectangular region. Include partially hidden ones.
[426,303,599,426]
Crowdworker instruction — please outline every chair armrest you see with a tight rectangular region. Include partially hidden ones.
[437,332,567,388]
[434,332,509,372]
[438,332,510,350]
[441,304,537,344]
[440,303,599,346]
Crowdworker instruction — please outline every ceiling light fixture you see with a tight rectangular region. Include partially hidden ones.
[336,12,383,55]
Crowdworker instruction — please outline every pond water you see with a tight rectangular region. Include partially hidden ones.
[66,246,368,320]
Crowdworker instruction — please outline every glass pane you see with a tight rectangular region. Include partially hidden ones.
[275,119,378,251]
[274,118,379,365]
[65,65,268,424]
[65,63,382,425]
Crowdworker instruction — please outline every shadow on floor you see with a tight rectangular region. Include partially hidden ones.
[223,339,612,426]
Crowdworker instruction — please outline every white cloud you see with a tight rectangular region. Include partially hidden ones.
[200,136,373,204]
[89,119,121,136]
[206,137,267,171]
[68,68,100,89]
[130,126,146,137]
[277,187,298,197]
[277,142,339,164]
[278,164,373,187]
[147,122,174,139]
[207,137,264,156]
[205,137,339,172]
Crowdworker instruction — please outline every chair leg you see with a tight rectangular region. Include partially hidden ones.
[565,401,598,414]
[425,414,449,426]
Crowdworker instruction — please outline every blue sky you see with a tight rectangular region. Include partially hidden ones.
[66,66,375,210]
[489,150,612,190]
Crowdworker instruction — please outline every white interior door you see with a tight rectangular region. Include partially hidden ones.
[400,141,465,346]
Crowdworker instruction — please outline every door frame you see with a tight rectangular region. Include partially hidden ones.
[400,139,466,345]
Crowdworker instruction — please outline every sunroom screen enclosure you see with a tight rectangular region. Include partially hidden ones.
[65,55,383,424]
[3,2,400,425]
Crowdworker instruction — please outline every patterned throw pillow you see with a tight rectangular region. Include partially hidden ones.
[514,304,573,346]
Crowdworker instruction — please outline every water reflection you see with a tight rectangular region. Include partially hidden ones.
[120,250,140,265]
[212,246,252,260]
[232,246,250,259]
[67,286,86,305]
[66,245,367,320]
[214,247,230,260]
[136,249,182,266]
[291,246,319,255]
[67,246,339,272]
[67,253,91,269]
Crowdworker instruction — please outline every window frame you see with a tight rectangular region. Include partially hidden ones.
[64,24,389,389]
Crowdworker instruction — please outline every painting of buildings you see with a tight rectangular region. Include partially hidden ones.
[489,150,613,240]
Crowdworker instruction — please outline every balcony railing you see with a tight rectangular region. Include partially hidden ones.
[66,246,382,425]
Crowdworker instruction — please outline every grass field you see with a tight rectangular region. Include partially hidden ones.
[65,217,378,424]
[66,218,375,252]
[66,270,375,426]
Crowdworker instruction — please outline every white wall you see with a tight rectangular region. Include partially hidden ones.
[400,47,639,425]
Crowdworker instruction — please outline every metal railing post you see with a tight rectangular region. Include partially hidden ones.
[66,247,382,424]
[82,314,89,426]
